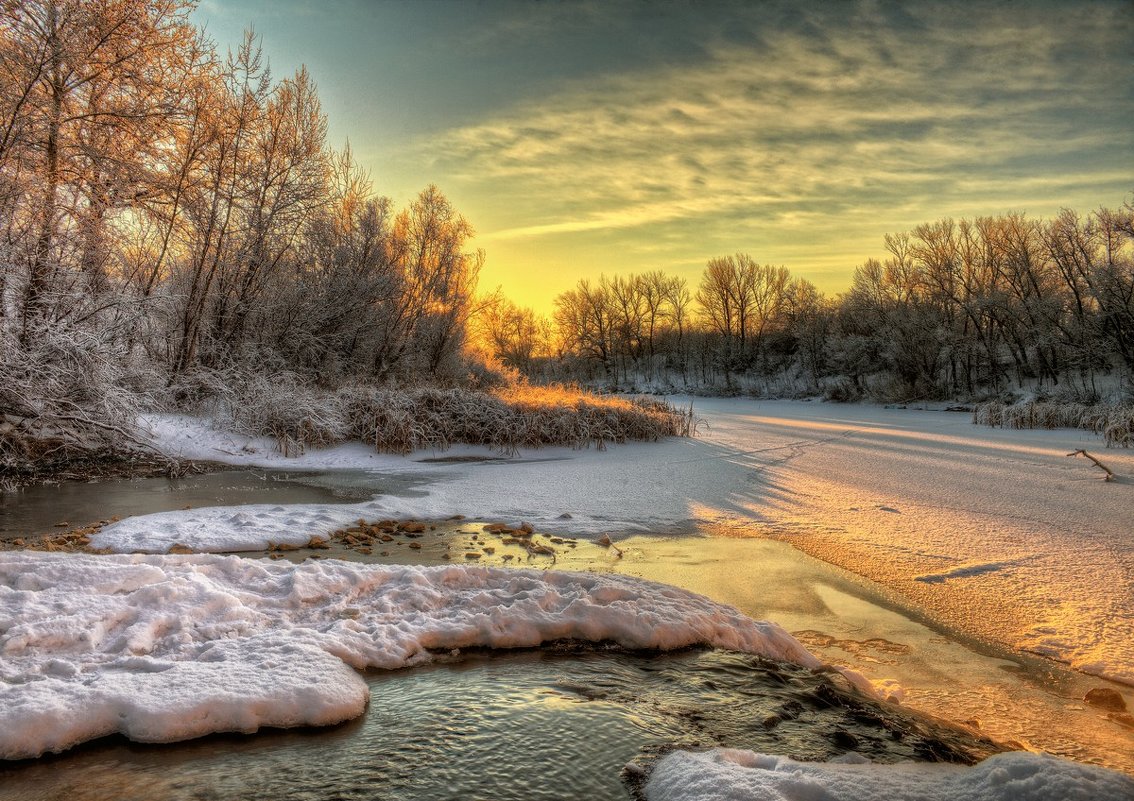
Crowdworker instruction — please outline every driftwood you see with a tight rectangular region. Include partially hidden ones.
[1067,449,1115,481]
[598,533,623,558]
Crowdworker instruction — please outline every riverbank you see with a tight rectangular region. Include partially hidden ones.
[0,383,692,492]
[75,400,1134,690]
[4,509,1132,775]
[0,441,193,492]
[3,396,1132,785]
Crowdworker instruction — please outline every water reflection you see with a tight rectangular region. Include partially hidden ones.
[0,469,416,541]
[0,649,997,801]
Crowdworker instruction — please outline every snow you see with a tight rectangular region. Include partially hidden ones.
[685,398,1134,688]
[109,401,1134,687]
[92,501,404,553]
[121,411,740,535]
[0,551,818,759]
[7,399,1134,792]
[642,749,1134,801]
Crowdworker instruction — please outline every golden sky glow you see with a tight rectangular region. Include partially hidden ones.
[197,0,1133,313]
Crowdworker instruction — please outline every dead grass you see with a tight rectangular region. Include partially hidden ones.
[973,401,1134,447]
[223,372,349,456]
[340,385,694,455]
[207,372,694,456]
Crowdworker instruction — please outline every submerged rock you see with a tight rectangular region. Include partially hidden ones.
[1085,687,1127,713]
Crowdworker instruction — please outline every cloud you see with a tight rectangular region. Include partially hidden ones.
[364,0,1132,307]
[407,0,1130,252]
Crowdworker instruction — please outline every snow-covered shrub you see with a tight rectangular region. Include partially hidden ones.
[1082,406,1134,448]
[338,385,454,454]
[461,349,519,391]
[224,372,350,456]
[821,376,864,402]
[338,384,693,455]
[0,323,145,425]
[971,402,1004,428]
[0,321,161,481]
[165,367,239,415]
[165,368,350,456]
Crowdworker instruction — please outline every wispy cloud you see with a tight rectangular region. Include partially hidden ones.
[406,0,1131,273]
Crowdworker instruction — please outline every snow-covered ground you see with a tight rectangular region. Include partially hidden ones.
[642,748,1134,801]
[686,398,1134,690]
[7,400,1134,794]
[0,552,816,759]
[100,402,1134,687]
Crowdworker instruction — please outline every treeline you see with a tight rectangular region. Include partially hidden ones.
[2,1,1131,465]
[484,208,1134,401]
[0,1,484,428]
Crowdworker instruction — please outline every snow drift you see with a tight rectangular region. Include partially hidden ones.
[0,552,818,759]
[643,748,1134,801]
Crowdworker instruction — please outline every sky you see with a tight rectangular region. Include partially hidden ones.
[194,0,1134,313]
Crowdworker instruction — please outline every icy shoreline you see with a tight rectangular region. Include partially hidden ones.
[0,552,818,760]
[6,399,1134,796]
[97,403,1134,690]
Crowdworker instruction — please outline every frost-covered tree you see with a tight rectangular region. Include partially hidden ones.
[476,295,551,374]
[0,0,197,345]
[696,254,789,381]
[0,3,491,468]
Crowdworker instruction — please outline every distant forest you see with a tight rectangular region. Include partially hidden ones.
[488,206,1134,402]
[2,0,1131,454]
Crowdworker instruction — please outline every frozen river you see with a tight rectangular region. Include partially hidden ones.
[2,398,1132,796]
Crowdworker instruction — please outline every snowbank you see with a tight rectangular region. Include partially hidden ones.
[643,749,1134,801]
[139,413,401,470]
[0,552,818,759]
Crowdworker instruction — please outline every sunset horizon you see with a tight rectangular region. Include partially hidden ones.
[194,0,1133,312]
[2,1,1134,792]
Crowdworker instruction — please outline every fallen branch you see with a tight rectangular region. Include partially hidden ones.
[1067,449,1115,481]
[523,540,557,563]
[598,533,623,558]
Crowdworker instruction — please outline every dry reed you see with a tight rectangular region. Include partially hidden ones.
[340,385,694,455]
[219,377,694,456]
[973,401,1133,448]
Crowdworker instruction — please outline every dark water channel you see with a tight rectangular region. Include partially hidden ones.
[0,469,414,541]
[0,648,995,801]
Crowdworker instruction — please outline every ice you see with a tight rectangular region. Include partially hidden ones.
[642,749,1134,801]
[92,502,390,553]
[0,552,819,759]
[112,400,1134,686]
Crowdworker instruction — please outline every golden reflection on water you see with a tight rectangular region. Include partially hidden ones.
[595,534,1134,776]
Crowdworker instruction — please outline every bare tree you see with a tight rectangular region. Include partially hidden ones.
[477,295,550,373]
[554,278,614,377]
[208,65,330,360]
[696,253,790,381]
[0,0,195,344]
[384,184,483,379]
